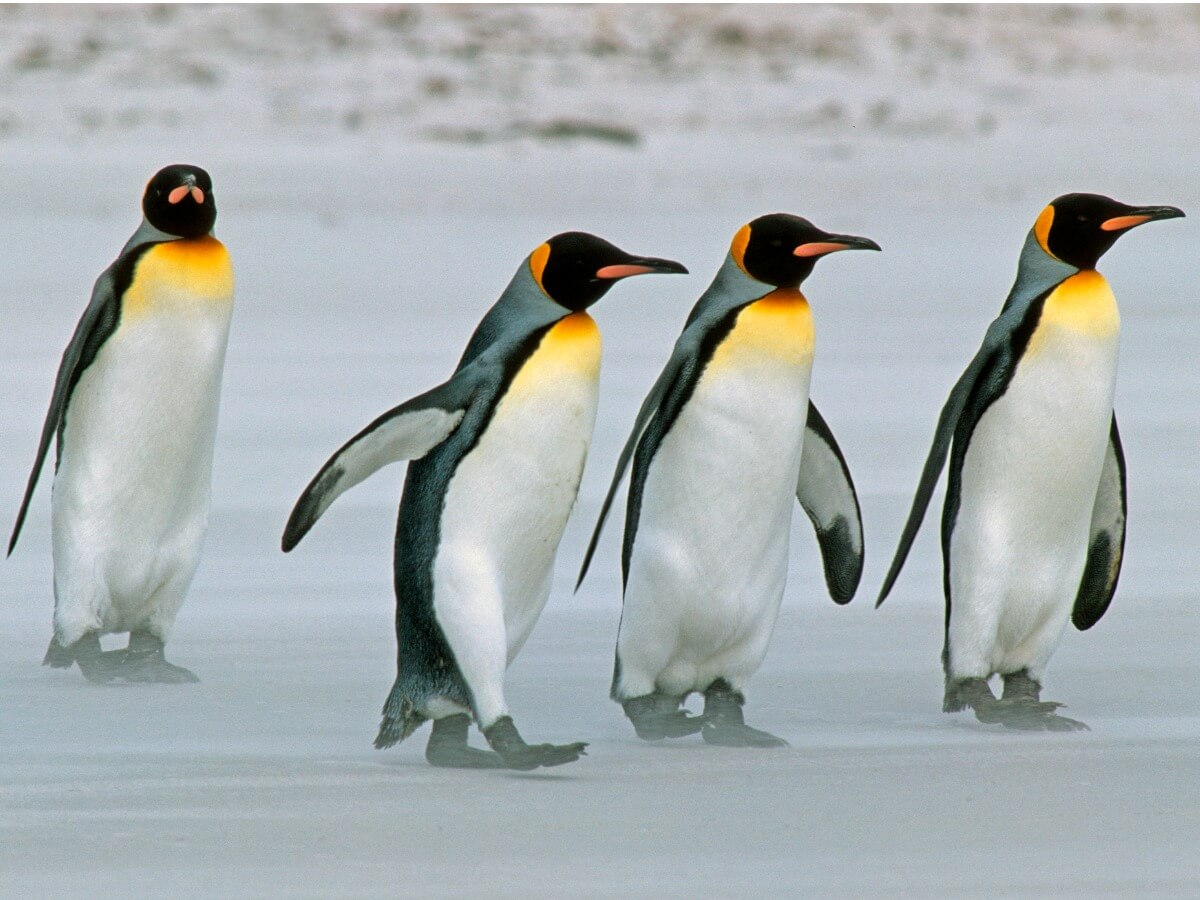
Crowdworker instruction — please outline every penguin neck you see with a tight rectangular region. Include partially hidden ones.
[1002,230,1081,314]
[121,217,206,255]
[456,262,571,371]
[684,253,785,329]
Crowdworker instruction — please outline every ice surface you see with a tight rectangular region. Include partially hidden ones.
[2,6,1200,897]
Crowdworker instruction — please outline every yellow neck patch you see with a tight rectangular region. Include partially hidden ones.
[508,311,602,396]
[122,236,234,318]
[529,243,552,293]
[709,288,814,371]
[729,223,752,275]
[1030,270,1120,350]
[1033,204,1057,258]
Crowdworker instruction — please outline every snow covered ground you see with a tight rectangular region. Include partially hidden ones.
[2,5,1200,897]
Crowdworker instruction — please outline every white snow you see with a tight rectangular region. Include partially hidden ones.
[2,6,1199,897]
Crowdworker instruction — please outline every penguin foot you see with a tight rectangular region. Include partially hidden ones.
[622,693,705,741]
[425,714,507,769]
[117,632,199,684]
[701,722,790,748]
[975,698,1089,732]
[54,633,127,684]
[482,716,587,771]
[699,679,789,748]
[1001,670,1042,703]
[42,635,76,669]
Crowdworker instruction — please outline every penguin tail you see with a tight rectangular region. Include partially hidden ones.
[373,684,428,750]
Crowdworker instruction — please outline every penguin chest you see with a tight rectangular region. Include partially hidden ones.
[54,237,235,556]
[632,292,815,638]
[954,271,1119,604]
[435,313,602,651]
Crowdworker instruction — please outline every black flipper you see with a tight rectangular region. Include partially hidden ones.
[1072,415,1127,631]
[282,375,476,552]
[874,349,994,606]
[797,401,864,604]
[8,244,156,555]
[575,352,688,589]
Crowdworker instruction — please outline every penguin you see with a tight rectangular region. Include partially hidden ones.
[282,232,686,770]
[876,193,1185,730]
[577,214,875,747]
[9,163,234,684]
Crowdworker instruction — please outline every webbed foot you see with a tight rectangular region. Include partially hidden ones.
[701,722,790,748]
[118,632,199,684]
[622,693,706,741]
[48,633,126,684]
[947,676,1088,731]
[976,697,1089,732]
[483,716,587,771]
[700,679,790,749]
[425,714,507,769]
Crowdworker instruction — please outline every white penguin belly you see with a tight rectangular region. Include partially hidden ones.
[51,237,234,640]
[432,314,601,720]
[948,270,1119,678]
[619,291,814,698]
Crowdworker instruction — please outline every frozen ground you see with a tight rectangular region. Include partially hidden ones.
[2,5,1200,897]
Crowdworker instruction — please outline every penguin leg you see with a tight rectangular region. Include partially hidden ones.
[481,716,588,771]
[700,679,789,749]
[424,714,507,769]
[46,632,125,684]
[949,675,1088,732]
[621,692,706,741]
[1001,669,1041,702]
[117,631,199,684]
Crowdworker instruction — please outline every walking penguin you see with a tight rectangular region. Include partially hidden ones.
[876,193,1185,730]
[282,232,686,769]
[9,164,235,684]
[578,213,874,747]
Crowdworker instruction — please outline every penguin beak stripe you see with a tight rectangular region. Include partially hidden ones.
[167,186,190,205]
[1100,214,1151,232]
[191,187,205,204]
[595,264,656,279]
[794,242,852,257]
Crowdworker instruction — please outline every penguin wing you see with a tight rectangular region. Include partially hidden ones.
[7,261,129,555]
[875,338,1013,606]
[1072,415,1127,631]
[281,376,476,552]
[575,347,692,589]
[797,401,864,604]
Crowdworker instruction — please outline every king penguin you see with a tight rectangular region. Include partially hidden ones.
[9,163,234,684]
[577,214,875,747]
[877,193,1185,730]
[282,232,686,770]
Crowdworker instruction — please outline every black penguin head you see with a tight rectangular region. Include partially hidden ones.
[730,213,881,288]
[529,232,687,311]
[142,164,216,238]
[1033,193,1185,269]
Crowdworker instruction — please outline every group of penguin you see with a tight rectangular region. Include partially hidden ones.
[8,164,1185,771]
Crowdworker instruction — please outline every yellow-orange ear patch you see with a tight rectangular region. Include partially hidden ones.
[529,242,551,291]
[1034,204,1057,258]
[730,223,752,274]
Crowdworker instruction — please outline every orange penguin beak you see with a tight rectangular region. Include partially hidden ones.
[167,185,205,204]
